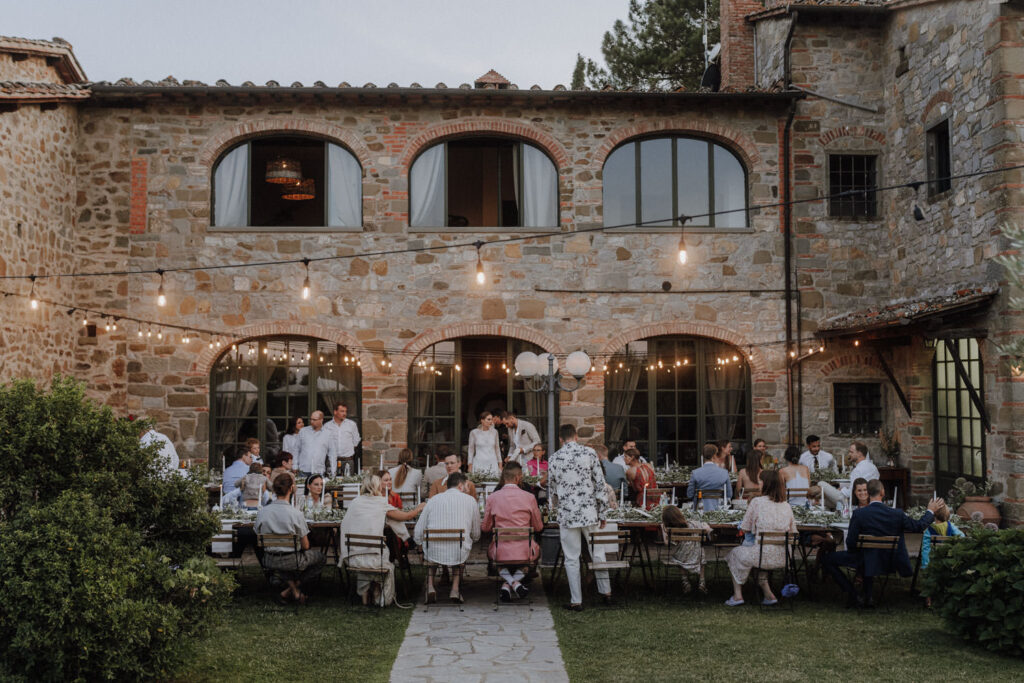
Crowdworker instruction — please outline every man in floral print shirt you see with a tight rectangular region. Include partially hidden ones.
[548,423,611,610]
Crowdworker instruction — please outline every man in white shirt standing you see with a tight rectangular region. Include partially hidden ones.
[324,402,360,475]
[297,410,334,478]
[139,424,180,475]
[799,434,836,472]
[503,410,541,465]
[820,441,879,509]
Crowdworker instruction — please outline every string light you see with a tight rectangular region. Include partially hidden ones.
[677,216,688,265]
[29,276,38,310]
[301,258,311,300]
[474,241,485,285]
[156,269,166,307]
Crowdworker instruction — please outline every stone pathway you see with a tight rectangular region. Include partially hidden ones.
[389,568,568,683]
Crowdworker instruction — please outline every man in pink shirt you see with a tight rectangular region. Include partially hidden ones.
[482,462,544,602]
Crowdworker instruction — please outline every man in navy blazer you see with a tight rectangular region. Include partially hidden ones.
[824,479,944,607]
[687,443,732,510]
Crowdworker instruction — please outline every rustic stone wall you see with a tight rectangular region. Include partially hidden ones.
[0,102,78,383]
[0,52,59,82]
[67,97,796,463]
[753,16,791,88]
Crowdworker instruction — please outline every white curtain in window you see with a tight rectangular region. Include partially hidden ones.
[522,145,558,227]
[327,144,362,227]
[213,144,249,227]
[410,145,445,227]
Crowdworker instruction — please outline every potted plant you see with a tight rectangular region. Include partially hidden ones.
[878,427,901,468]
[948,477,1000,527]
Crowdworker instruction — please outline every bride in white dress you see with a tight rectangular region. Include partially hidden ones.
[467,411,501,475]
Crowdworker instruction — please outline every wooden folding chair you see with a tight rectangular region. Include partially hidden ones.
[256,533,303,610]
[740,488,762,500]
[696,489,724,510]
[643,488,673,507]
[786,488,811,503]
[855,534,900,606]
[756,531,800,611]
[208,526,239,571]
[660,527,707,596]
[337,489,359,508]
[584,528,631,606]
[398,492,418,508]
[422,528,467,610]
[342,533,390,608]
[491,527,538,609]
[911,534,957,593]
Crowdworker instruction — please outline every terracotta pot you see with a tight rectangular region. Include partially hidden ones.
[956,496,1001,527]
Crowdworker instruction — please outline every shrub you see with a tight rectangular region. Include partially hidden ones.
[0,492,234,681]
[0,378,233,680]
[920,528,1024,656]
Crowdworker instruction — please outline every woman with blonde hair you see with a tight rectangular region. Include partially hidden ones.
[388,448,422,495]
[339,472,424,606]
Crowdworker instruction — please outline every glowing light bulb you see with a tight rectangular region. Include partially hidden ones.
[476,268,485,285]
[302,277,310,300]
[157,270,167,307]
[30,298,38,310]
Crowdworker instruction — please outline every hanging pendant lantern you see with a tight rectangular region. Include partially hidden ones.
[281,178,315,201]
[266,157,302,184]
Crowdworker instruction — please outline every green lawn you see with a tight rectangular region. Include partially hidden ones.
[546,567,1024,683]
[176,567,413,683]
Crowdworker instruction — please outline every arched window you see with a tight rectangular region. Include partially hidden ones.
[212,136,361,228]
[409,337,553,463]
[603,336,751,467]
[409,138,558,228]
[210,337,361,464]
[603,136,748,228]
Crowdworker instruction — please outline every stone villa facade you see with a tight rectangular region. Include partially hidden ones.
[1,0,1021,523]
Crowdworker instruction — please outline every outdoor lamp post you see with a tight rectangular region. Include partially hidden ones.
[514,350,591,456]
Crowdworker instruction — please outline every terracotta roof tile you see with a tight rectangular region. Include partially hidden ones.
[819,284,1000,335]
[475,69,510,85]
[0,81,91,100]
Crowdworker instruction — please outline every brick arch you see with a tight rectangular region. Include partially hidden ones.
[599,321,765,374]
[193,321,375,377]
[397,118,571,170]
[817,352,885,378]
[921,90,953,125]
[197,119,373,170]
[590,119,761,172]
[394,323,565,375]
[817,126,887,147]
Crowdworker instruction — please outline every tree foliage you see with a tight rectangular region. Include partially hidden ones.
[0,377,232,681]
[576,0,719,91]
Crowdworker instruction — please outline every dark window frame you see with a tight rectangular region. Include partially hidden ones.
[828,153,879,219]
[408,136,559,229]
[932,338,986,491]
[926,119,952,197]
[832,382,883,435]
[601,135,749,229]
[209,336,362,466]
[211,135,363,229]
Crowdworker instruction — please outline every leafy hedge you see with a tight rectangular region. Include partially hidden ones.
[0,378,234,681]
[920,528,1024,656]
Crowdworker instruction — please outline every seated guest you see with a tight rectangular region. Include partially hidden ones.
[244,437,263,464]
[624,448,658,509]
[482,462,544,602]
[428,453,478,499]
[851,478,870,509]
[824,480,943,608]
[379,468,416,560]
[687,443,732,510]
[296,474,333,511]
[799,434,835,472]
[717,439,738,474]
[388,447,422,497]
[596,443,627,496]
[807,485,823,507]
[821,442,879,509]
[525,443,549,480]
[735,447,763,499]
[421,445,450,499]
[339,472,424,606]
[255,473,326,605]
[780,445,810,506]
[612,440,647,468]
[921,501,964,570]
[724,470,797,606]
[662,505,710,594]
[380,469,404,508]
[222,446,254,490]
[236,461,269,508]
[270,451,295,485]
[415,472,481,604]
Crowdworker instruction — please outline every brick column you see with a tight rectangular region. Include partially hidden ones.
[720,0,764,90]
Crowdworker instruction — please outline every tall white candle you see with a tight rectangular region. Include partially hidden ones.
[933,490,937,501]
[892,486,898,509]
[379,453,384,471]
[620,482,626,508]
[642,484,647,509]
